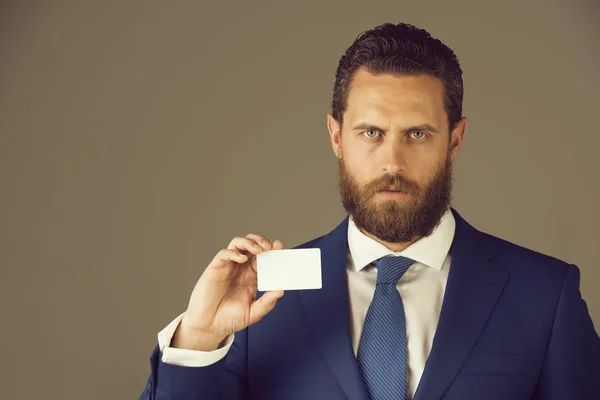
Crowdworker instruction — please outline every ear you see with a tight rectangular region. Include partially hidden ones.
[449,116,467,163]
[327,113,342,159]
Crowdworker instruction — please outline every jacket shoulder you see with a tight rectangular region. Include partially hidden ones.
[476,228,573,281]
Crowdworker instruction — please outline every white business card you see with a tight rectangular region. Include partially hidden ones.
[257,248,322,291]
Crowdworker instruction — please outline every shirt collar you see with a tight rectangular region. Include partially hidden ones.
[347,208,456,272]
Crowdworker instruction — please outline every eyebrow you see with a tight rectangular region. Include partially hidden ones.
[351,122,440,134]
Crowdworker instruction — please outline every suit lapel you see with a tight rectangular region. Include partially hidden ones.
[413,208,509,400]
[298,216,369,400]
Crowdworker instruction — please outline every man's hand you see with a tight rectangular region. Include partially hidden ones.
[171,234,285,351]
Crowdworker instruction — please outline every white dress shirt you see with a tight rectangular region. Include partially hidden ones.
[158,208,456,399]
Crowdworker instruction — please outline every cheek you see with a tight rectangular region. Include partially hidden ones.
[343,152,374,182]
[414,153,445,180]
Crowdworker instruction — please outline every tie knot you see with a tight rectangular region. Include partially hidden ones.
[374,255,415,284]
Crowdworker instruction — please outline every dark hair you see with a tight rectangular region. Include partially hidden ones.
[331,22,464,135]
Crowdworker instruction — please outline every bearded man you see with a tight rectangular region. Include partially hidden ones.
[140,22,600,400]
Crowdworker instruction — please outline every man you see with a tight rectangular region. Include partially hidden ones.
[139,22,600,399]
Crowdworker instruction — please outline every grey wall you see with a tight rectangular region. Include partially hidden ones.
[0,0,598,398]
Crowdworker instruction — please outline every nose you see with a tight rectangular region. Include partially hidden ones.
[384,163,401,176]
[381,139,407,175]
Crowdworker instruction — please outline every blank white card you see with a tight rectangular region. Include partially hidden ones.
[257,248,322,291]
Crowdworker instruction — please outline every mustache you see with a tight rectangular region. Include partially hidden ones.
[364,175,420,195]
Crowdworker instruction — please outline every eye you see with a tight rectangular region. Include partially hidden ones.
[362,129,381,139]
[410,131,428,140]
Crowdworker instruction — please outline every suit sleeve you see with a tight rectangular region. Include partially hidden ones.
[533,264,600,399]
[139,327,251,400]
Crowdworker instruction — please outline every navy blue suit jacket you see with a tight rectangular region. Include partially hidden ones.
[140,208,600,399]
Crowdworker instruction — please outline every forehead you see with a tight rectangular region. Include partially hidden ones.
[344,68,446,126]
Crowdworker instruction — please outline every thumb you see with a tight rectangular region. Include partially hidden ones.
[249,290,284,325]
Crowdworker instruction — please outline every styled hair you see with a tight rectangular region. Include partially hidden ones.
[331,22,464,135]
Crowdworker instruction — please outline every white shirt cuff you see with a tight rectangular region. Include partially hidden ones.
[158,312,235,367]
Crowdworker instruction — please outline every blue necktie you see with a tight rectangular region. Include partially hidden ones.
[357,255,415,400]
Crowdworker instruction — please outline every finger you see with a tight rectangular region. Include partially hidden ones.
[211,248,249,268]
[227,237,266,256]
[245,233,272,251]
[250,239,284,273]
[248,290,285,325]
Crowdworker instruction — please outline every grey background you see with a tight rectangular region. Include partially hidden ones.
[0,0,598,398]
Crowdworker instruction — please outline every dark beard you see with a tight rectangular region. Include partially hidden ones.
[337,151,454,243]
